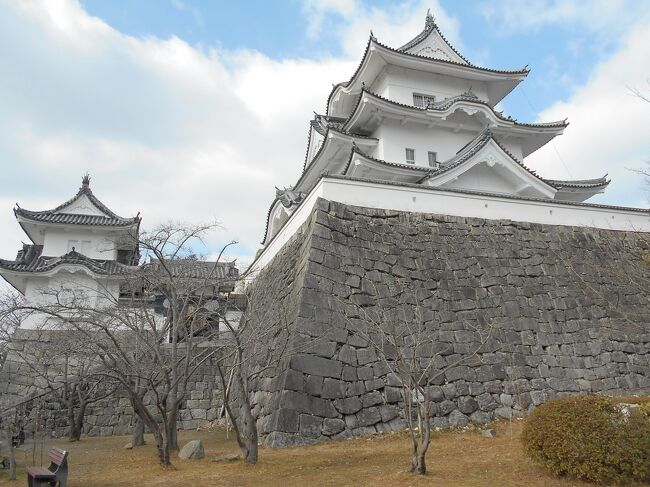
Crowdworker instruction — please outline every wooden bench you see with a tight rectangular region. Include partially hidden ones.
[26,448,68,487]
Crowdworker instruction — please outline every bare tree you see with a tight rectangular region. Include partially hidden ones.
[0,289,117,443]
[7,222,238,466]
[629,78,650,104]
[629,80,650,188]
[0,407,24,481]
[214,285,297,463]
[16,334,117,442]
[343,278,492,475]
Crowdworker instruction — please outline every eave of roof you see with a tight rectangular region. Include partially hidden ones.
[14,177,140,228]
[145,259,238,280]
[295,127,378,192]
[14,208,140,227]
[326,37,528,116]
[0,250,132,276]
[546,177,610,190]
[424,128,558,192]
[343,89,568,133]
[344,145,431,177]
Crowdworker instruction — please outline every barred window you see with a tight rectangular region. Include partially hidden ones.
[413,93,436,108]
[405,148,415,164]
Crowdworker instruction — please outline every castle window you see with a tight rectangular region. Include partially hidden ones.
[405,148,415,164]
[428,151,438,168]
[413,93,436,108]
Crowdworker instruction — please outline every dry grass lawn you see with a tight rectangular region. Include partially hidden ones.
[0,419,637,486]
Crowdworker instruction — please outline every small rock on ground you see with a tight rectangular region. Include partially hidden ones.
[481,429,497,438]
[123,442,133,449]
[179,440,204,460]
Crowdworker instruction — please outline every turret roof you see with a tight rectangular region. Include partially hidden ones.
[398,9,470,64]
[14,175,140,228]
[326,14,529,116]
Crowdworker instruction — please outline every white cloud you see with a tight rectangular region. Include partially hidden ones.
[302,0,359,39]
[0,0,437,265]
[526,21,650,207]
[480,0,650,37]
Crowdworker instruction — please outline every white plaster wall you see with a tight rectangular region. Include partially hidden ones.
[251,177,650,273]
[373,120,475,164]
[381,66,488,106]
[498,138,524,161]
[440,164,520,195]
[21,272,120,329]
[42,228,118,260]
[58,194,107,216]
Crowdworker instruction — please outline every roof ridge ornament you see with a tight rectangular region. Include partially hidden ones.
[425,9,436,29]
[82,173,91,188]
[370,29,376,42]
[461,86,478,99]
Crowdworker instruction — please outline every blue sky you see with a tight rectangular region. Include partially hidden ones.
[0,0,649,269]
[80,0,637,122]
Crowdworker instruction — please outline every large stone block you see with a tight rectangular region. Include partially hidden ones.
[290,355,343,378]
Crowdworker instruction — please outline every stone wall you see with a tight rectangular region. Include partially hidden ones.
[0,332,222,438]
[243,198,650,447]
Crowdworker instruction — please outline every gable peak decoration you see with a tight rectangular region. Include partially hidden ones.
[425,8,435,29]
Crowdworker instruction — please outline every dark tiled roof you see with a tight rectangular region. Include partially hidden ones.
[0,250,132,275]
[344,89,567,131]
[398,11,471,64]
[344,145,431,176]
[345,128,596,196]
[546,177,610,190]
[146,259,238,280]
[311,114,347,136]
[14,209,138,227]
[424,128,557,190]
[15,176,140,227]
[302,117,379,173]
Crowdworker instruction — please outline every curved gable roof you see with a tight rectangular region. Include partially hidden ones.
[15,176,140,228]
[0,250,132,276]
[398,11,469,64]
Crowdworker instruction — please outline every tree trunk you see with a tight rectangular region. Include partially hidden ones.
[149,423,171,466]
[70,401,88,442]
[66,399,80,442]
[132,414,146,446]
[155,430,171,466]
[411,401,430,475]
[7,432,16,481]
[237,373,258,463]
[167,407,179,451]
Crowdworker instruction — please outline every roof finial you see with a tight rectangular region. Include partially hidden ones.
[425,8,435,28]
[82,173,91,188]
[369,29,376,41]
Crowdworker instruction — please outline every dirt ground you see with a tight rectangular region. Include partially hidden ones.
[1,419,617,487]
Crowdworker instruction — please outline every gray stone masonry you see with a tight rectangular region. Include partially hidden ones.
[0,338,222,438]
[241,198,650,447]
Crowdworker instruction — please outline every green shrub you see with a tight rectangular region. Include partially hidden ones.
[521,395,650,484]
